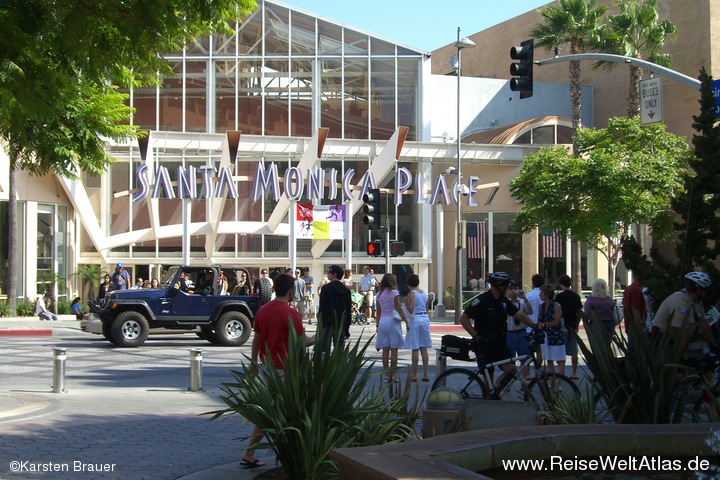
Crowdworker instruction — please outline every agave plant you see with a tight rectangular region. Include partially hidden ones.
[577,314,690,424]
[208,320,420,480]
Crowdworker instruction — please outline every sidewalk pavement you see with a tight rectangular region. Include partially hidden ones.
[0,314,467,480]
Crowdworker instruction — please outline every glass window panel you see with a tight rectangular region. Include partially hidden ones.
[318,20,341,54]
[397,58,419,141]
[265,4,289,55]
[398,45,422,56]
[370,38,395,55]
[533,126,555,144]
[186,36,210,56]
[37,208,53,283]
[213,33,237,56]
[491,213,520,283]
[514,131,532,144]
[110,162,130,236]
[265,58,290,135]
[344,58,368,139]
[321,58,343,138]
[557,126,574,144]
[370,58,396,140]
[186,61,208,132]
[290,59,313,137]
[159,62,183,132]
[235,161,263,221]
[238,59,263,135]
[215,60,237,132]
[237,11,262,54]
[128,85,157,131]
[344,29,368,56]
[56,206,66,282]
[290,11,316,55]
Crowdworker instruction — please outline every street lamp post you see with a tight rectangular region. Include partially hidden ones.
[454,28,475,324]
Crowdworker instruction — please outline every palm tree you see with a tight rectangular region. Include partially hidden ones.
[597,0,677,117]
[531,0,608,292]
[73,264,105,303]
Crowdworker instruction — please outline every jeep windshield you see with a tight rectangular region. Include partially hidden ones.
[161,266,181,288]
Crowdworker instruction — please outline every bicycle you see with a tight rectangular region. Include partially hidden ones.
[674,352,720,423]
[432,330,580,411]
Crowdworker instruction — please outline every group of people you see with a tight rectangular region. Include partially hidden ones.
[460,269,720,393]
[374,273,433,383]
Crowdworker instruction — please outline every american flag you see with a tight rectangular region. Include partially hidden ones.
[466,221,487,259]
[542,229,563,258]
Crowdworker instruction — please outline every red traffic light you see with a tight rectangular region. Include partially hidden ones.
[367,241,383,256]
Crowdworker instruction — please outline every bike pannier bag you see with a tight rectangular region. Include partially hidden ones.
[441,335,472,361]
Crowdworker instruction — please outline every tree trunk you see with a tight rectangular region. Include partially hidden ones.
[7,163,17,315]
[627,64,641,118]
[572,240,582,293]
[569,59,582,154]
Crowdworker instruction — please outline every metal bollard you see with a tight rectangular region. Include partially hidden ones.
[435,348,446,377]
[52,348,67,393]
[188,348,203,392]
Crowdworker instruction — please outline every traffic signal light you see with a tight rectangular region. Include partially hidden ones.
[367,240,383,256]
[390,241,405,257]
[362,188,382,229]
[510,39,534,99]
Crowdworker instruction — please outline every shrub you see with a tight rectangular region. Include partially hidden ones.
[208,321,420,479]
[0,300,9,317]
[16,299,36,317]
[57,299,72,315]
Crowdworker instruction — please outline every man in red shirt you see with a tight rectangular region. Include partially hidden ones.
[241,273,315,468]
[623,272,647,338]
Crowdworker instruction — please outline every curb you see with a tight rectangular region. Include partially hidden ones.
[0,329,53,337]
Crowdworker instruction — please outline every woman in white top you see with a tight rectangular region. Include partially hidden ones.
[375,274,408,383]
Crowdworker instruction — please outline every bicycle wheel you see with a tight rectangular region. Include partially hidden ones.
[432,368,489,399]
[524,373,580,410]
[691,388,720,422]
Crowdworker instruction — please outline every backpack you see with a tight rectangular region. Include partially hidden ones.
[256,277,272,304]
[612,299,624,326]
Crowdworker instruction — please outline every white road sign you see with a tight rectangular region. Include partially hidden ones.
[640,77,663,124]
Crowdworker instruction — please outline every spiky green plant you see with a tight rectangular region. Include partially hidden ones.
[578,314,690,423]
[208,320,420,480]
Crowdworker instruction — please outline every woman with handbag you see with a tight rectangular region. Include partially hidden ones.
[537,283,565,389]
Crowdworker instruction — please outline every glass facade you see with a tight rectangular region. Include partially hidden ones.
[108,0,426,261]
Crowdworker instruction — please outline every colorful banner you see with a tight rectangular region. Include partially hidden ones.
[296,204,346,240]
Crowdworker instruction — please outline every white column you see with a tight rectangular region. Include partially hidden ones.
[436,203,445,317]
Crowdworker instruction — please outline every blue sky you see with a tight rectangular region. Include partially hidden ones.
[278,1,552,52]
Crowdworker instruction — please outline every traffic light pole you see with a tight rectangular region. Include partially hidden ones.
[384,193,390,274]
[535,53,701,90]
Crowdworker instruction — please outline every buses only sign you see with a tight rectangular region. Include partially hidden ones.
[640,77,663,124]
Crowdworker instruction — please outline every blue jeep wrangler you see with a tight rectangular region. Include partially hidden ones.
[89,266,260,347]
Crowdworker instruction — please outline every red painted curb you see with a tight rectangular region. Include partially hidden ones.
[0,329,53,337]
[429,324,465,332]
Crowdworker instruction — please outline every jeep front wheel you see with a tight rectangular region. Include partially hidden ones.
[111,311,150,347]
[213,311,251,346]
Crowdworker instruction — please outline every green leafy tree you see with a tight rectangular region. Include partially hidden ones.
[595,0,677,117]
[0,0,257,314]
[511,117,689,284]
[531,0,608,290]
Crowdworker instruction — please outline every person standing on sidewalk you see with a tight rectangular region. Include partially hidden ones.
[506,280,532,379]
[555,274,584,379]
[110,263,131,291]
[375,273,409,383]
[35,293,58,321]
[359,266,376,319]
[623,271,647,339]
[241,273,315,468]
[403,274,432,382]
[318,265,352,351]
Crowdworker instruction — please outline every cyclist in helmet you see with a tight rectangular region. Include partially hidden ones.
[460,272,537,390]
[652,271,718,359]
